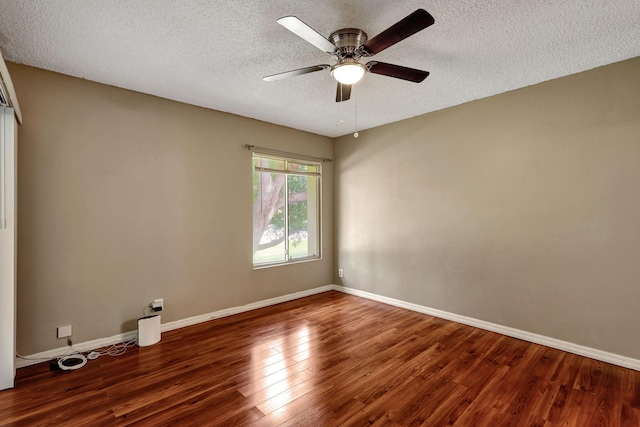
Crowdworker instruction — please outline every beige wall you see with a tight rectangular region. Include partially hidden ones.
[9,64,334,355]
[335,57,640,359]
[11,56,640,359]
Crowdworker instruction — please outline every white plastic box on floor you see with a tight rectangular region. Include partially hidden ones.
[137,315,161,347]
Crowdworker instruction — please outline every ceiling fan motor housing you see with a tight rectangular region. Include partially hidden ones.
[329,28,368,59]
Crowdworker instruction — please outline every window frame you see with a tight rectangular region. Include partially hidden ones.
[252,151,322,269]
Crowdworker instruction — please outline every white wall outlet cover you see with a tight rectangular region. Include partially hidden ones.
[152,298,164,310]
[57,325,72,338]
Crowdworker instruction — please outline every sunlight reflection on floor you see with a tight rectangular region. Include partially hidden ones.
[251,325,312,418]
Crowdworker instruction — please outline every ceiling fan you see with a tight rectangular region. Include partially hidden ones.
[263,9,435,102]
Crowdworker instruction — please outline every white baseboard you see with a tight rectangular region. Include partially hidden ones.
[160,285,335,333]
[16,331,138,369]
[16,285,334,369]
[17,283,640,372]
[335,285,640,372]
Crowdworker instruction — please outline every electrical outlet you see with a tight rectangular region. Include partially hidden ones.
[152,298,164,312]
[338,268,344,278]
[57,325,72,338]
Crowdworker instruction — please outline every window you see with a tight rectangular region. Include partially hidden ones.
[252,152,321,267]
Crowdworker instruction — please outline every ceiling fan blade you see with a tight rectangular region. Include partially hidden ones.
[263,65,330,82]
[277,16,337,54]
[336,83,351,102]
[360,9,435,56]
[367,62,429,83]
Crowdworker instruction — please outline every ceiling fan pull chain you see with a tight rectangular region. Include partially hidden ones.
[340,85,344,124]
[354,86,359,138]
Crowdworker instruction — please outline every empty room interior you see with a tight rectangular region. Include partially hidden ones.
[0,1,639,426]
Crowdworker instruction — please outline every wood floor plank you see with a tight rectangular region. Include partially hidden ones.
[255,374,335,416]
[1,290,638,426]
[621,404,640,427]
[449,364,511,426]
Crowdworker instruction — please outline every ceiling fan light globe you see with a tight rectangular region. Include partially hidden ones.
[331,63,366,85]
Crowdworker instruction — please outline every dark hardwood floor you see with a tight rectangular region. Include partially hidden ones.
[1,291,639,426]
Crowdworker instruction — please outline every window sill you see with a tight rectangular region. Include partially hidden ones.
[253,256,322,270]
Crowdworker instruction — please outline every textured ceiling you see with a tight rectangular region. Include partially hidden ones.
[0,1,639,138]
